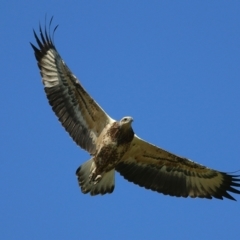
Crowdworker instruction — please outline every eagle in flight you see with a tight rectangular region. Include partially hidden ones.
[31,18,240,200]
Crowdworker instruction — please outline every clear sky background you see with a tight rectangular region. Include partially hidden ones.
[1,1,240,239]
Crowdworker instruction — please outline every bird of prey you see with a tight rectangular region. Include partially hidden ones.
[31,19,240,200]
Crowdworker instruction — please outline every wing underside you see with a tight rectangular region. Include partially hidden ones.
[117,135,240,200]
[31,21,114,153]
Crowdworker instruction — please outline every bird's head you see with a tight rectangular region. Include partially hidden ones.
[119,116,134,129]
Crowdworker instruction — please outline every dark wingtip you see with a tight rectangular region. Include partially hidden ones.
[39,24,46,45]
[223,191,236,201]
[222,172,240,201]
[30,42,38,51]
[52,24,59,44]
[31,16,59,61]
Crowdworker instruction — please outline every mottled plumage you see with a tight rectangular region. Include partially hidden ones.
[31,19,240,200]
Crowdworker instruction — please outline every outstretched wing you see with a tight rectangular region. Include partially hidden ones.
[117,135,240,200]
[31,21,114,154]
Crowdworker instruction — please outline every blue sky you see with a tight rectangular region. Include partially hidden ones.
[1,1,240,239]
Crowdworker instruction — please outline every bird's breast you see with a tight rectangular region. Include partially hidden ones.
[93,122,134,172]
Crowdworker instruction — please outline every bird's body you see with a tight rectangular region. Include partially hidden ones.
[31,18,240,200]
[77,118,134,194]
[93,118,134,174]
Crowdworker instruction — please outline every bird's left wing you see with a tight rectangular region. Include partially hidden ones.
[31,22,115,154]
[116,135,240,200]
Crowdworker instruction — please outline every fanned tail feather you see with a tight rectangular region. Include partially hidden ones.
[76,159,115,196]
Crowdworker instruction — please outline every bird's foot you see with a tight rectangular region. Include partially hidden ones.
[89,172,102,185]
[93,175,102,185]
[88,161,102,184]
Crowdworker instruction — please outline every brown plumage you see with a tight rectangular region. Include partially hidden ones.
[31,18,240,200]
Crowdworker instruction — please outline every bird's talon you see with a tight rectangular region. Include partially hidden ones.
[93,175,102,185]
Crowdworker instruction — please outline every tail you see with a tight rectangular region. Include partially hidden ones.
[76,159,115,196]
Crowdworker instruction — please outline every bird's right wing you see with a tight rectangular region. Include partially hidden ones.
[31,21,115,154]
